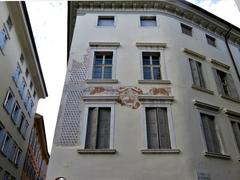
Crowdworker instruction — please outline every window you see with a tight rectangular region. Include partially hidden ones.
[0,28,8,50]
[25,68,29,78]
[30,81,33,90]
[4,171,10,180]
[145,107,171,149]
[85,107,111,149]
[231,121,240,152]
[92,52,113,79]
[20,118,28,138]
[212,68,239,100]
[4,90,15,114]
[189,59,205,88]
[181,23,192,36]
[12,64,21,84]
[27,100,34,116]
[140,16,157,27]
[97,16,114,26]
[9,141,17,162]
[142,52,161,80]
[17,113,25,129]
[1,133,11,156]
[19,79,26,99]
[200,113,221,153]
[11,103,20,124]
[14,148,22,166]
[206,34,216,47]
[0,125,5,149]
[7,16,13,31]
[33,90,36,99]
[20,53,24,64]
[24,91,31,108]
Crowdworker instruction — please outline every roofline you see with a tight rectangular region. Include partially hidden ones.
[21,2,48,97]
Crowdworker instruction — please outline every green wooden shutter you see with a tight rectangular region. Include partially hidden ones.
[157,108,171,149]
[146,108,159,149]
[226,73,239,100]
[212,68,225,95]
[189,59,201,87]
[97,108,111,149]
[85,107,99,149]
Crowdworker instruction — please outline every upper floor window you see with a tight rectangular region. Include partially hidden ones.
[85,107,111,149]
[9,141,17,162]
[231,121,240,153]
[0,28,8,51]
[33,90,36,99]
[212,68,239,100]
[14,148,22,166]
[145,107,171,149]
[12,64,21,84]
[0,125,5,149]
[181,23,192,36]
[142,52,161,80]
[25,68,29,78]
[11,103,20,124]
[20,53,24,64]
[4,90,15,114]
[7,16,13,31]
[189,59,205,88]
[19,79,26,99]
[97,16,114,26]
[1,133,11,156]
[140,16,157,27]
[30,81,33,90]
[206,34,216,47]
[92,52,113,80]
[200,113,221,154]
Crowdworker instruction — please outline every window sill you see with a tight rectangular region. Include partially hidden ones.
[192,85,214,95]
[141,149,181,154]
[85,79,119,84]
[138,80,171,84]
[204,152,231,160]
[221,95,240,103]
[77,149,117,154]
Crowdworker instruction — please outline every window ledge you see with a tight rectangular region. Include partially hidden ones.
[204,152,231,160]
[85,79,119,84]
[182,48,206,60]
[136,42,167,48]
[221,95,240,103]
[141,149,181,154]
[77,149,117,154]
[138,80,171,84]
[192,85,214,95]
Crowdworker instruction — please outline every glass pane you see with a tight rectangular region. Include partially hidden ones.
[143,67,151,80]
[141,19,157,27]
[152,56,160,65]
[95,56,103,65]
[153,67,161,80]
[92,66,102,79]
[143,56,150,65]
[104,56,112,65]
[98,19,114,26]
[104,67,112,79]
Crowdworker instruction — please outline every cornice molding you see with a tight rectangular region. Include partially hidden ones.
[193,99,220,112]
[89,42,120,47]
[182,48,206,60]
[136,42,167,48]
[71,1,240,45]
[223,108,240,118]
[210,59,230,70]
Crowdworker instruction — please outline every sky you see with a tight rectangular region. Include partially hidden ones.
[26,0,240,152]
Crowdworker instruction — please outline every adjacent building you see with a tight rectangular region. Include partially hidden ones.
[0,2,47,179]
[48,1,240,180]
[21,113,49,180]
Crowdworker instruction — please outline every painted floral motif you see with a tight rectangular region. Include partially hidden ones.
[149,88,169,96]
[117,87,143,109]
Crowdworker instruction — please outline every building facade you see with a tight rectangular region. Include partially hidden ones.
[48,1,240,180]
[0,2,47,179]
[21,113,49,180]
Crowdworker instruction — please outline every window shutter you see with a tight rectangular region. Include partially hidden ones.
[97,108,111,149]
[226,73,239,100]
[189,59,201,86]
[208,117,221,153]
[85,107,99,149]
[196,62,205,88]
[212,68,224,95]
[146,108,159,149]
[231,122,240,152]
[157,108,171,149]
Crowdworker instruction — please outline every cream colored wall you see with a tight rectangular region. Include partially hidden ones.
[0,2,40,180]
[48,11,240,180]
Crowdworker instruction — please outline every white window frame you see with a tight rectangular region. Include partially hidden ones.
[141,101,177,149]
[196,108,226,155]
[96,15,116,28]
[4,89,15,114]
[139,49,168,80]
[87,48,118,80]
[81,101,115,149]
[229,117,240,154]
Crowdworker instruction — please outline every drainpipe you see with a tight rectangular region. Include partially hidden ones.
[224,26,240,82]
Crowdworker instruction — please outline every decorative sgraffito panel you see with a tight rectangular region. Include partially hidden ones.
[54,49,90,146]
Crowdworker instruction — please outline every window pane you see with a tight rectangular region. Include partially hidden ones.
[95,56,103,65]
[104,57,112,65]
[140,16,157,26]
[143,57,150,65]
[98,16,114,26]
[92,66,102,79]
[152,59,160,65]
[103,67,112,79]
[153,67,161,80]
[143,67,151,80]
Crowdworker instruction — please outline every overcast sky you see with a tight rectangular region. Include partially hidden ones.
[26,0,240,152]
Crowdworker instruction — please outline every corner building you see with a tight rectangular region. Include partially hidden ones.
[48,1,240,180]
[0,2,47,179]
